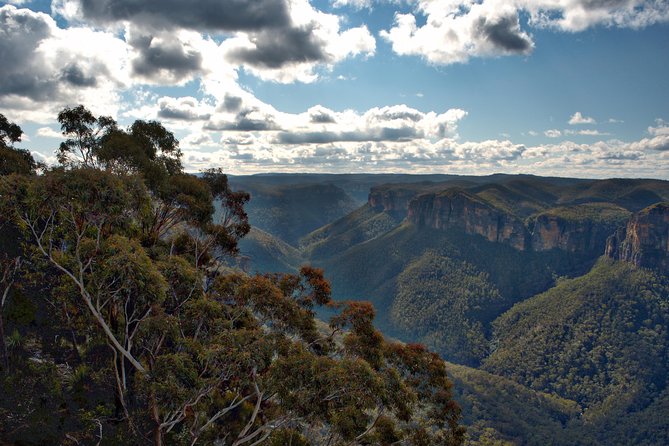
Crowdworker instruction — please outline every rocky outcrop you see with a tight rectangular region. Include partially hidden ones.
[368,187,418,217]
[606,202,669,271]
[530,206,630,254]
[406,191,636,255]
[407,189,530,250]
[531,216,608,253]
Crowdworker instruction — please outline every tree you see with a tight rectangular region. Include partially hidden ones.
[0,255,21,370]
[0,114,37,176]
[56,105,117,168]
[95,119,183,187]
[0,110,464,446]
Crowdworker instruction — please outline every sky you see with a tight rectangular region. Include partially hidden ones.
[1,0,669,178]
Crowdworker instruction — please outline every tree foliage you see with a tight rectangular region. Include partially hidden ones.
[0,108,463,446]
[0,114,38,176]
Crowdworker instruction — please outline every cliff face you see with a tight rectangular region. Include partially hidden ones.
[368,188,417,216]
[530,214,624,254]
[406,191,634,255]
[407,190,530,250]
[606,202,669,271]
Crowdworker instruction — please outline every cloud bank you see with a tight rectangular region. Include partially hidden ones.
[1,1,668,179]
[381,0,669,65]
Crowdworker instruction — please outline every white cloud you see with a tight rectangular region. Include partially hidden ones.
[36,127,63,138]
[568,112,596,125]
[648,119,669,136]
[577,129,608,136]
[31,150,58,166]
[182,132,215,147]
[381,1,534,65]
[221,0,376,83]
[381,1,669,65]
[156,96,214,122]
[544,129,561,138]
[0,5,129,122]
[520,0,669,32]
[171,115,669,178]
[332,0,374,9]
[564,129,610,136]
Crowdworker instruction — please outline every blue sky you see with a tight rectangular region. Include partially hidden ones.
[1,0,669,178]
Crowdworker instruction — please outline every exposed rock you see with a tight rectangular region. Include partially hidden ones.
[407,189,530,250]
[606,202,669,271]
[530,204,631,254]
[368,187,418,217]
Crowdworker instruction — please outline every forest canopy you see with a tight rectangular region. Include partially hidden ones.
[0,109,464,446]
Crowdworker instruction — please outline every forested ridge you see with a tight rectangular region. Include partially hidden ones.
[0,108,464,446]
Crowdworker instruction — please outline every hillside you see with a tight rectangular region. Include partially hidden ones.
[484,258,669,443]
[299,203,403,260]
[320,223,594,365]
[446,362,582,445]
[235,227,304,273]
[228,182,359,245]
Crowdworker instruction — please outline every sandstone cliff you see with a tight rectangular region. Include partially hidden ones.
[530,204,631,254]
[606,202,669,271]
[407,189,530,250]
[368,187,419,216]
[406,191,634,255]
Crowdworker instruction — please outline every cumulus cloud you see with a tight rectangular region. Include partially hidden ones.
[174,114,669,178]
[308,105,337,124]
[52,0,292,32]
[127,28,203,84]
[648,119,669,136]
[270,105,467,144]
[221,3,376,83]
[0,5,128,122]
[569,112,596,125]
[332,0,374,9]
[156,97,213,121]
[225,26,327,69]
[544,129,562,138]
[629,134,669,152]
[182,132,215,147]
[521,0,669,32]
[564,129,610,136]
[205,107,281,131]
[381,2,533,65]
[381,0,669,65]
[55,0,376,84]
[36,127,63,138]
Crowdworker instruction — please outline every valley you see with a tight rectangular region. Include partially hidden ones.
[228,173,669,445]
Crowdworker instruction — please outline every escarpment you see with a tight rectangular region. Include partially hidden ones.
[368,187,419,217]
[406,190,634,255]
[407,189,530,251]
[529,204,631,254]
[606,202,669,271]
